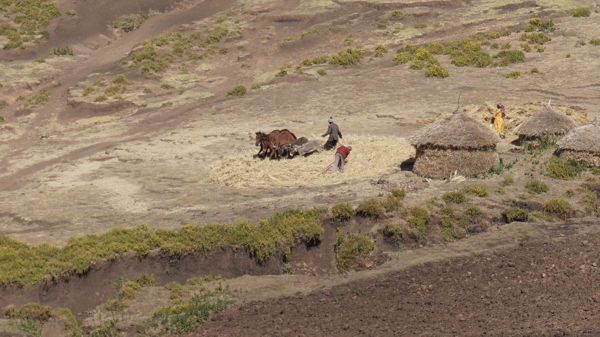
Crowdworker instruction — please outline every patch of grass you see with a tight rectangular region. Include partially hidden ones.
[464,187,489,197]
[334,233,375,272]
[227,84,246,97]
[390,10,403,18]
[414,23,427,29]
[521,43,532,52]
[356,289,366,296]
[281,263,294,274]
[382,194,403,212]
[83,86,94,96]
[579,188,599,214]
[52,46,73,56]
[25,89,50,106]
[343,35,354,46]
[564,269,579,276]
[506,70,521,79]
[0,100,8,109]
[251,84,261,89]
[355,198,384,221]
[393,52,412,65]
[526,180,549,194]
[332,203,353,222]
[531,67,539,73]
[114,11,156,32]
[329,47,363,67]
[442,191,466,204]
[502,176,515,186]
[161,83,174,90]
[317,69,327,76]
[332,296,343,302]
[590,39,600,46]
[494,49,525,66]
[572,7,591,17]
[111,74,130,85]
[496,188,506,194]
[543,199,572,219]
[504,207,529,223]
[104,84,125,96]
[519,32,551,45]
[3,303,82,337]
[408,206,429,243]
[145,288,234,334]
[143,87,153,94]
[93,95,107,102]
[0,208,325,286]
[65,9,76,17]
[546,156,585,180]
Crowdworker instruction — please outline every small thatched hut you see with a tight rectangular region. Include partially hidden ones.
[409,112,499,179]
[557,115,600,167]
[513,104,576,142]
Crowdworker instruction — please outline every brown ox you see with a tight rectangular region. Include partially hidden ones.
[255,129,296,159]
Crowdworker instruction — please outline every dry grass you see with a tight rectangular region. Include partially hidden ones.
[210,135,414,188]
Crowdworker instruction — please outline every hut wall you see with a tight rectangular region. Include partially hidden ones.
[559,150,600,167]
[413,147,499,179]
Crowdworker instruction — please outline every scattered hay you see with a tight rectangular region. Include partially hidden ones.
[210,135,414,188]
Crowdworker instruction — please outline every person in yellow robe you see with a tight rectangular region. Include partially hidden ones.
[493,103,506,139]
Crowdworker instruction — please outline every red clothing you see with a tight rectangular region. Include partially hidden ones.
[336,146,350,159]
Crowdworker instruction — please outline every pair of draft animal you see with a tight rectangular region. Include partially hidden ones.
[254,129,311,159]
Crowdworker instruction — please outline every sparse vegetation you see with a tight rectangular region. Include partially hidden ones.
[276,67,288,77]
[464,187,489,197]
[531,68,539,73]
[383,222,403,246]
[251,84,261,89]
[317,69,327,76]
[390,10,403,19]
[281,263,294,274]
[414,23,427,29]
[114,11,157,32]
[25,89,50,106]
[112,74,130,85]
[425,64,450,77]
[543,199,572,219]
[374,44,389,57]
[526,180,549,194]
[227,84,247,97]
[506,71,521,79]
[408,206,429,243]
[332,203,354,222]
[0,100,8,109]
[93,95,107,102]
[590,39,600,46]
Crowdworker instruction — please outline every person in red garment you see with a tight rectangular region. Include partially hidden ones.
[332,145,352,174]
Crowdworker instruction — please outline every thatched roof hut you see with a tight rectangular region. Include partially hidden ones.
[557,115,600,167]
[409,112,499,179]
[513,104,576,141]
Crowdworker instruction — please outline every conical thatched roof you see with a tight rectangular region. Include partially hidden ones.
[409,112,499,150]
[513,105,576,138]
[557,115,600,153]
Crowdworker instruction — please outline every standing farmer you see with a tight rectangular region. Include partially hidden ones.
[322,117,342,150]
[332,145,352,174]
[493,103,506,139]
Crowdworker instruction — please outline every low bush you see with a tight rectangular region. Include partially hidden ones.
[572,7,591,17]
[519,32,551,45]
[442,191,466,204]
[227,85,246,96]
[502,176,515,186]
[464,187,489,197]
[408,206,429,243]
[374,44,389,57]
[104,84,125,96]
[276,67,288,77]
[546,156,584,180]
[464,206,484,222]
[329,47,363,67]
[391,189,406,199]
[281,263,294,274]
[590,39,600,46]
[578,188,599,214]
[251,84,261,89]
[25,89,50,106]
[355,198,385,221]
[494,49,525,66]
[543,199,572,219]
[93,95,107,102]
[425,64,449,77]
[382,194,402,212]
[526,180,549,194]
[504,207,529,222]
[506,71,521,79]
[317,69,327,76]
[414,23,427,29]
[334,233,375,272]
[52,47,73,56]
[0,100,8,109]
[332,203,353,222]
[383,222,403,246]
[111,74,130,85]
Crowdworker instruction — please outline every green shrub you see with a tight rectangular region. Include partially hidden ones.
[494,50,525,66]
[137,274,156,287]
[276,67,288,77]
[526,180,549,194]
[251,84,261,89]
[408,206,429,243]
[496,188,506,194]
[502,176,515,186]
[103,299,127,312]
[227,84,246,97]
[0,100,8,109]
[425,64,449,77]
[579,188,599,214]
[317,69,327,76]
[332,203,353,222]
[506,71,521,79]
[382,194,403,212]
[52,47,73,56]
[521,43,532,52]
[546,156,585,180]
[65,10,76,17]
[93,95,107,102]
[111,74,130,85]
[383,222,403,246]
[25,89,50,106]
[443,191,466,204]
[104,85,125,96]
[391,189,406,199]
[504,207,529,222]
[590,39,600,46]
[143,87,153,94]
[520,32,551,45]
[355,198,384,221]
[464,187,489,197]
[409,60,425,70]
[393,52,412,65]
[440,214,455,242]
[531,67,539,73]
[329,47,363,67]
[343,35,354,46]
[374,44,389,57]
[414,23,427,29]
[312,55,329,64]
[543,199,572,219]
[334,233,375,272]
[82,86,94,96]
[390,10,403,18]
[465,206,484,222]
[572,7,591,17]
